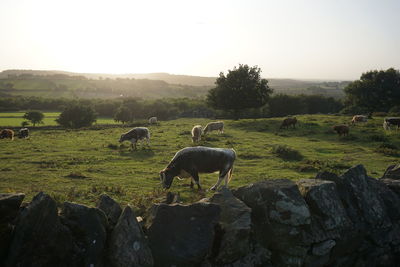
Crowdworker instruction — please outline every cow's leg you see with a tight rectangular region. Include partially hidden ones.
[211,174,225,191]
[211,167,230,191]
[190,178,194,189]
[190,172,202,190]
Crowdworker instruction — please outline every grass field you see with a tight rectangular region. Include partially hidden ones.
[0,112,120,126]
[1,114,399,213]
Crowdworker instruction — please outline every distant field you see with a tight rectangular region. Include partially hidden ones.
[0,112,119,127]
[1,115,399,213]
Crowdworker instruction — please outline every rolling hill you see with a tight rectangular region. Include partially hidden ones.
[0,69,350,99]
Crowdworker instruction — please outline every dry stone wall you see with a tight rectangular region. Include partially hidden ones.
[1,164,400,267]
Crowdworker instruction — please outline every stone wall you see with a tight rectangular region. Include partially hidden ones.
[1,164,400,267]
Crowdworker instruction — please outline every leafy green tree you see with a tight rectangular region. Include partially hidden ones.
[56,104,97,128]
[344,68,400,112]
[114,106,132,124]
[207,64,272,119]
[23,110,44,126]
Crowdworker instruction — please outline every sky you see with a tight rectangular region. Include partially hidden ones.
[0,0,399,80]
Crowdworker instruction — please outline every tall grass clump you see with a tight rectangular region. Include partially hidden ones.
[272,144,303,161]
[375,143,399,156]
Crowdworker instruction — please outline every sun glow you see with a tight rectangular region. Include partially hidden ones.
[1,0,400,79]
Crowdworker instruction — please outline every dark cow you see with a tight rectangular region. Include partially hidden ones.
[160,146,236,191]
[119,127,150,150]
[0,129,14,140]
[383,117,400,130]
[333,125,349,136]
[18,128,29,139]
[280,117,297,129]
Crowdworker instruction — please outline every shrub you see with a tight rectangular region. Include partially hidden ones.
[239,153,263,160]
[56,104,97,128]
[368,134,389,142]
[372,112,387,117]
[388,106,400,116]
[378,143,397,150]
[375,143,399,156]
[272,145,303,161]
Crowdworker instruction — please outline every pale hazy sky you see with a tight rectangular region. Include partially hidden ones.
[1,0,399,80]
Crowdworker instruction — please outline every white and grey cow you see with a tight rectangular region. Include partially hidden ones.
[191,125,202,143]
[203,121,224,135]
[148,117,158,124]
[160,146,236,191]
[119,127,150,150]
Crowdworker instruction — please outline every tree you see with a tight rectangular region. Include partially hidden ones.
[344,68,400,112]
[56,104,97,128]
[23,110,44,126]
[206,64,272,119]
[114,106,132,124]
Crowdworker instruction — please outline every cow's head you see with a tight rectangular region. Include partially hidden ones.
[159,168,175,189]
[119,133,127,143]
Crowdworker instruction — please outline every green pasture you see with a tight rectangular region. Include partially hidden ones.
[0,115,399,213]
[0,112,119,127]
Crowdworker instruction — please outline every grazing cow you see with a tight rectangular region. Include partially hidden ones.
[203,121,224,134]
[191,125,202,143]
[0,129,14,140]
[18,128,29,139]
[160,146,236,191]
[119,127,150,150]
[333,125,349,136]
[351,115,368,124]
[383,117,400,130]
[280,117,297,129]
[148,117,158,124]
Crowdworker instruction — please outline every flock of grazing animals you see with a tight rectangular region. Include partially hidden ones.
[116,120,229,191]
[1,114,400,191]
[0,128,29,140]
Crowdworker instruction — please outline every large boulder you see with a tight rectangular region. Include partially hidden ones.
[297,179,351,267]
[233,179,311,267]
[317,165,391,230]
[108,206,153,267]
[146,202,220,267]
[5,192,77,267]
[60,201,108,267]
[0,193,25,266]
[96,194,122,228]
[208,187,252,265]
[0,193,25,224]
[382,164,400,180]
[297,179,351,237]
[316,165,400,266]
[380,178,400,199]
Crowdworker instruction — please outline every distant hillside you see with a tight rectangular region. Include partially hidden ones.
[0,69,350,98]
[0,70,216,87]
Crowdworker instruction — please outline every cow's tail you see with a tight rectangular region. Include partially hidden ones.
[228,166,234,183]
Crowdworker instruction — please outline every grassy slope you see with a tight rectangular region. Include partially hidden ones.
[0,115,399,212]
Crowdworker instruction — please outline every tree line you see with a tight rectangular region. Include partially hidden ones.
[2,64,398,128]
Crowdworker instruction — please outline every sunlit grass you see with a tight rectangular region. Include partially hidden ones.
[0,115,399,213]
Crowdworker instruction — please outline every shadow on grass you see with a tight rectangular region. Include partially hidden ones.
[118,148,155,159]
